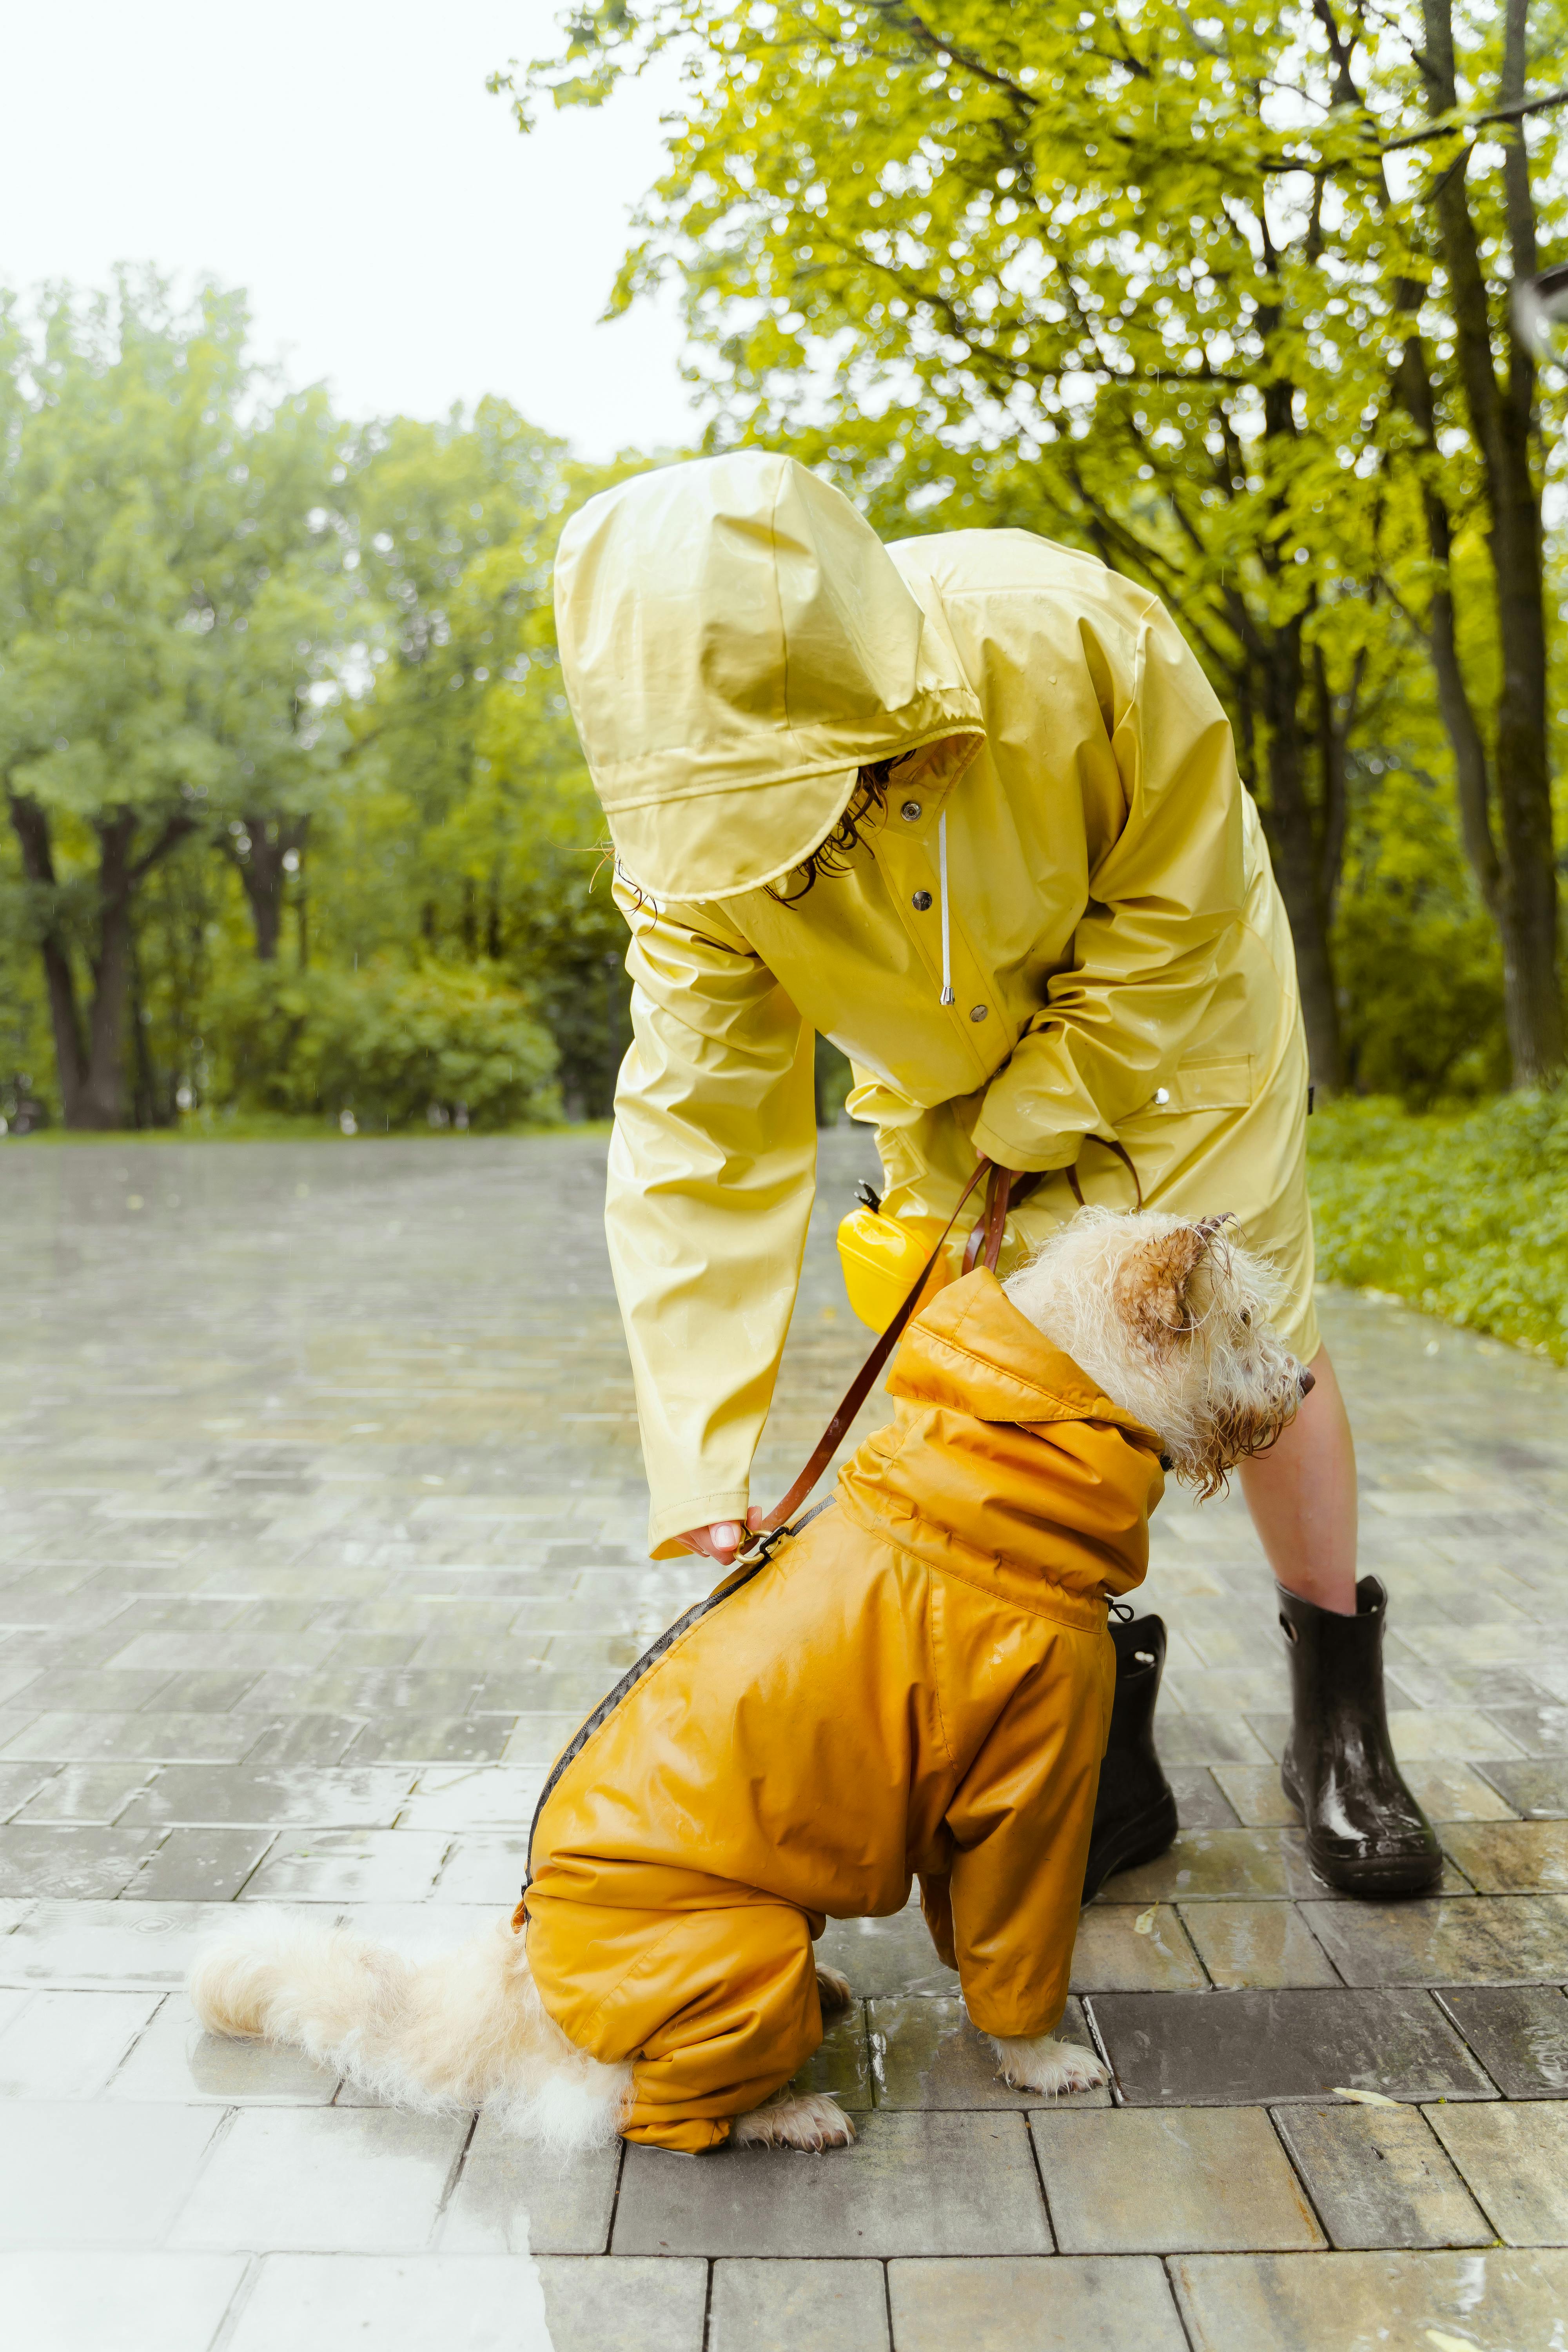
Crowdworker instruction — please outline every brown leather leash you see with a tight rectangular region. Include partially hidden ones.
[739,1131,1142,1559]
[749,1156,1014,1545]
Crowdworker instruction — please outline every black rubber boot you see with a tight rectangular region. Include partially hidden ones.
[1278,1575,1442,1897]
[1082,1615,1180,1905]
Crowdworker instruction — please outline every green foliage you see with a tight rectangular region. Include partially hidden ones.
[0,296,652,1131]
[1308,1093,1568,1363]
[508,0,1567,1086]
[1332,758,1508,1105]
[208,960,560,1132]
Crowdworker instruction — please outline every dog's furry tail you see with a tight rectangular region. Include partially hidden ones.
[189,1911,631,2151]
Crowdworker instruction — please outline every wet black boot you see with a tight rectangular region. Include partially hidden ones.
[1278,1576,1442,1897]
[1082,1615,1180,1904]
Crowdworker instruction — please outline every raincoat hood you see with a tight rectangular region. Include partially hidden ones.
[838,1269,1165,1610]
[553,451,984,900]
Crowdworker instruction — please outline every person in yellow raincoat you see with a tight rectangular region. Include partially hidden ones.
[553,451,1438,1911]
[524,1268,1158,2151]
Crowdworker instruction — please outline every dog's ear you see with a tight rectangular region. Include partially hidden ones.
[1112,1225,1207,1348]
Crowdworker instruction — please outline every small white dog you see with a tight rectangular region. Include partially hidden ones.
[191,1208,1305,2151]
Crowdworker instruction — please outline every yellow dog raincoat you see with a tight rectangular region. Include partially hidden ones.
[521,1271,1159,2152]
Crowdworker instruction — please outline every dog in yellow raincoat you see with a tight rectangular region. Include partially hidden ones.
[189,1208,1307,2154]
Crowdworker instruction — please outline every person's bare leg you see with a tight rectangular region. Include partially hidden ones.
[1236,1345,1357,1615]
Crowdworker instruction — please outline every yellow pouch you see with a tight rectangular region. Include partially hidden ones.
[837,1210,959,1335]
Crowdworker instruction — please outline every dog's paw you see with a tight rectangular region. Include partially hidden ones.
[815,1964,854,2014]
[732,2091,857,2151]
[988,2033,1108,2098]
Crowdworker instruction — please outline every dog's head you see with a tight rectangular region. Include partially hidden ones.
[1004,1207,1310,1498]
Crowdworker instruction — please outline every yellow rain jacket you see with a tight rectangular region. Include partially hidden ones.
[522,1270,1160,2153]
[555,452,1315,1557]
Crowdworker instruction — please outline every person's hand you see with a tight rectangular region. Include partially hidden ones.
[677,1508,769,1564]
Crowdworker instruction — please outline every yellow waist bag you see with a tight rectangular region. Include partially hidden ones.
[837,1202,961,1334]
[837,1147,1139,1334]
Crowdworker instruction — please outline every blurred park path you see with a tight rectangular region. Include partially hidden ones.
[1,1131,1566,2350]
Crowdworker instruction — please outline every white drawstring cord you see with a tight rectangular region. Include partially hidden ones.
[938,809,955,1005]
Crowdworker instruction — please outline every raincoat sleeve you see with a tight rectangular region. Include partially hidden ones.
[608,877,818,1558]
[942,1642,1113,2039]
[969,600,1247,1173]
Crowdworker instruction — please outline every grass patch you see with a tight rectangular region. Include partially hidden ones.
[1308,1091,1568,1364]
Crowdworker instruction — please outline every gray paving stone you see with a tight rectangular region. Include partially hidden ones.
[237,1828,449,1904]
[887,2256,1187,2352]
[225,2252,707,2352]
[791,2002,873,2105]
[1031,2107,1323,2252]
[1270,2103,1490,2249]
[345,1713,513,1764]
[1166,1766,1240,1827]
[10,1763,152,1822]
[1070,1903,1207,1991]
[1177,1900,1341,1988]
[1479,1757,1568,1816]
[1481,1702,1568,1755]
[614,2111,1051,2257]
[1435,1981,1568,2096]
[0,2099,223,2245]
[168,2103,468,2251]
[535,2255,708,2352]
[392,1767,544,1831]
[0,1762,53,1818]
[1,1898,263,1986]
[429,1834,529,1904]
[0,1823,161,1898]
[1103,1826,1328,1903]
[0,2251,248,2352]
[1440,1818,1568,1891]
[123,1826,275,1902]
[1305,1892,1568,1984]
[1088,1987,1496,2106]
[816,1905,960,1998]
[711,2258,890,2350]
[868,1993,1108,2110]
[0,1989,163,2097]
[437,2111,619,2252]
[118,1765,416,1827]
[1425,2100,1568,2244]
[1172,2247,1568,2350]
[1245,1706,1526,1763]
[105,1992,341,2103]
[238,1715,365,1769]
[1147,1711,1272,1765]
[0,1711,261,1762]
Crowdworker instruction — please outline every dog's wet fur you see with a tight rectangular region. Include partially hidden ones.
[190,1208,1305,2151]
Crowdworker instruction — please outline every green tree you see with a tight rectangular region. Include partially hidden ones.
[0,274,359,1127]
[505,0,1566,1086]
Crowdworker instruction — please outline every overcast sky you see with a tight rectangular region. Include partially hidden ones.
[1,1,701,457]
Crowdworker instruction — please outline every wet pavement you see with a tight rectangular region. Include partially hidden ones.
[1,1128,1566,2349]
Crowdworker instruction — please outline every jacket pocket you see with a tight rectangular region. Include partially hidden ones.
[1138,1054,1254,1117]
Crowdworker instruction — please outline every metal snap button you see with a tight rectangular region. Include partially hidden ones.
[969,1004,988,1022]
[911,890,932,911]
[1153,1086,1170,1105]
[900,799,922,822]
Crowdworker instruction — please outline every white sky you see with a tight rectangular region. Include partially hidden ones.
[0,1,699,458]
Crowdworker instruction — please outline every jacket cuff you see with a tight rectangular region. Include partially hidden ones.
[967,1103,1082,1174]
[647,1488,752,1562]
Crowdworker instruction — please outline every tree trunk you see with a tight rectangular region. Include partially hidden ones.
[75,812,137,1130]
[229,815,308,961]
[6,794,195,1130]
[1258,622,1345,1092]
[6,791,93,1125]
[1422,0,1564,1083]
